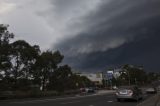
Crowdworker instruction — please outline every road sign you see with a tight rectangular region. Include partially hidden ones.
[107,73,113,79]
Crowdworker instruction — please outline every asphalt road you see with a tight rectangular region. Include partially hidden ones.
[0,92,151,106]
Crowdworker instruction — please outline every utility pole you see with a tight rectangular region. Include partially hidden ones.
[102,71,107,88]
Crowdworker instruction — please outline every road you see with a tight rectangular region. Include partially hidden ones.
[0,92,151,106]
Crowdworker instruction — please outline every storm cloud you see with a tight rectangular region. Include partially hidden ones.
[1,0,160,72]
[54,0,160,72]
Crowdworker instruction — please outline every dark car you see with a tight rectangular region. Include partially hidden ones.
[80,87,95,93]
[116,86,143,102]
[86,87,95,93]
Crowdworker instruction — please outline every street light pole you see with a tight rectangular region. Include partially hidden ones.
[124,69,131,86]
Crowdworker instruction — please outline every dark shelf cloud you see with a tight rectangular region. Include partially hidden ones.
[54,0,160,72]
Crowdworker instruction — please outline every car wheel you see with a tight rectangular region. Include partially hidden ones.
[117,98,121,102]
[139,96,143,100]
[135,96,139,102]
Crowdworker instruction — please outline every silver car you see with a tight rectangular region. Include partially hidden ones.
[146,87,157,94]
[116,86,143,102]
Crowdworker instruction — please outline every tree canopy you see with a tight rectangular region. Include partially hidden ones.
[0,25,92,91]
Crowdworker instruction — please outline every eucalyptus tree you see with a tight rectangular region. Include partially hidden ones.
[49,65,73,91]
[0,24,14,90]
[0,24,14,76]
[34,50,64,91]
[10,40,40,89]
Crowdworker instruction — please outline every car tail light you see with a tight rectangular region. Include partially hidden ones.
[128,90,133,95]
[116,90,119,95]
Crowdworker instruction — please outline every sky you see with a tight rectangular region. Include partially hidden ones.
[0,0,160,72]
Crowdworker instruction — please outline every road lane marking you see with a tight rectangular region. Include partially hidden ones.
[60,100,81,105]
[107,100,113,103]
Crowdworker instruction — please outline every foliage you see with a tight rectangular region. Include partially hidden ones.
[116,64,158,86]
[0,24,14,78]
[0,24,94,96]
[33,51,64,91]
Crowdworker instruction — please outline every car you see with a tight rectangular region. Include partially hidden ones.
[156,85,160,92]
[80,88,86,93]
[145,87,157,94]
[115,86,143,102]
[80,87,95,93]
[85,87,95,93]
[112,86,118,90]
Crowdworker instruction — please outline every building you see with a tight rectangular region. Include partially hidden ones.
[77,72,103,86]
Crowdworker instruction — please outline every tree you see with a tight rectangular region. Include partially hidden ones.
[147,72,159,84]
[10,40,40,90]
[0,24,93,93]
[120,64,147,86]
[49,65,73,91]
[0,24,14,76]
[0,24,14,90]
[34,51,64,91]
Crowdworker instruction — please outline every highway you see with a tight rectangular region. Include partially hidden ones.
[0,92,151,106]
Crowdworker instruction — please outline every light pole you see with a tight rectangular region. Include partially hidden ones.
[123,69,131,86]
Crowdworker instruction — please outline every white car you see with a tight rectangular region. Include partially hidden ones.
[146,87,157,94]
[112,86,118,90]
[116,86,143,102]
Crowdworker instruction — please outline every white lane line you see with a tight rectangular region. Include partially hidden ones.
[60,100,81,105]
[107,100,113,103]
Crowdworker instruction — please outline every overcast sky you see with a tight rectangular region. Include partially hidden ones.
[0,0,160,72]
